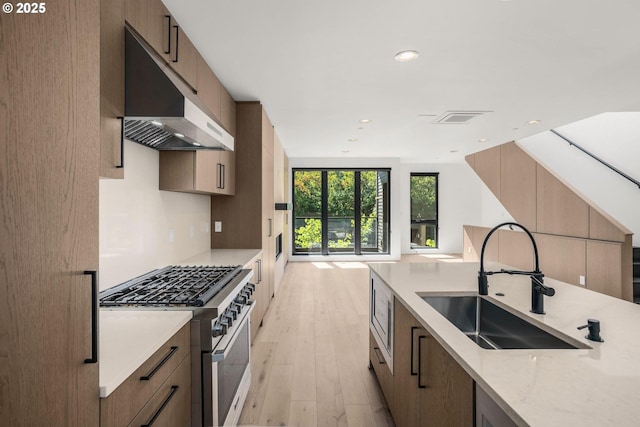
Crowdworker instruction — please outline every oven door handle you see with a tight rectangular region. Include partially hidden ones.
[211,302,255,363]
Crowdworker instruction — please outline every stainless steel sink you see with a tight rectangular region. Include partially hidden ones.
[422,295,587,350]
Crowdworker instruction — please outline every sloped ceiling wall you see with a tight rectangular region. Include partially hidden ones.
[518,112,640,246]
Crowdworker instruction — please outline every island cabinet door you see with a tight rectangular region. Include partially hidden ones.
[417,330,474,426]
[392,299,424,427]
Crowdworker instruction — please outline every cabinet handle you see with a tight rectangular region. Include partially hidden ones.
[372,346,386,365]
[417,335,427,389]
[172,25,179,63]
[140,346,178,381]
[221,164,226,189]
[256,259,262,283]
[116,117,124,168]
[268,218,272,237]
[83,270,99,364]
[216,163,223,189]
[164,15,171,54]
[141,385,179,427]
[410,326,420,375]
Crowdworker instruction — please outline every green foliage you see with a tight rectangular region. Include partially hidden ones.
[410,175,436,220]
[294,218,321,249]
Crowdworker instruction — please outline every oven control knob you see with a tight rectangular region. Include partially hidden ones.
[212,323,226,337]
[246,283,256,293]
[229,305,240,318]
[235,295,247,305]
[219,317,231,331]
[241,290,251,300]
[222,314,233,327]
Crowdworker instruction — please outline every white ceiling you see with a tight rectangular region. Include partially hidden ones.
[163,0,640,163]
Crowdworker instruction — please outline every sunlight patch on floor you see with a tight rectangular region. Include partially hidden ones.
[311,262,334,269]
[420,254,456,259]
[333,262,368,269]
[440,258,464,263]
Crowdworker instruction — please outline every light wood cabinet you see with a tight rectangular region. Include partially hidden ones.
[389,299,473,427]
[212,103,275,327]
[101,324,191,427]
[246,253,267,341]
[159,150,235,195]
[392,299,423,427]
[220,86,237,135]
[125,0,198,90]
[197,55,222,121]
[0,1,100,424]
[100,0,125,179]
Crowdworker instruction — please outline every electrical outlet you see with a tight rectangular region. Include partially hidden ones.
[579,275,586,286]
[214,221,222,233]
[168,229,174,243]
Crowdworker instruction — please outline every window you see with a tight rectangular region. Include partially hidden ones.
[410,173,438,248]
[293,168,390,255]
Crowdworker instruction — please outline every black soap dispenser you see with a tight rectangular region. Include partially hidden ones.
[577,319,604,342]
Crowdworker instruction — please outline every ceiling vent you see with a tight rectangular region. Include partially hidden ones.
[433,111,488,124]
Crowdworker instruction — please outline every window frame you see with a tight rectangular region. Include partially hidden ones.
[292,167,391,256]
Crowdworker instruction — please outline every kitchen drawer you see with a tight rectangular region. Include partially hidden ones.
[369,330,393,408]
[100,323,190,426]
[128,356,191,427]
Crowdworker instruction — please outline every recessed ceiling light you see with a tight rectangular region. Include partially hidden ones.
[357,127,364,130]
[151,120,163,127]
[450,150,458,153]
[479,138,489,143]
[394,50,419,62]
[348,138,358,142]
[342,150,350,153]
[174,133,185,138]
[359,119,371,124]
[527,120,541,125]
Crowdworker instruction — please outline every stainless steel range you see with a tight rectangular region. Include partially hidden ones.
[99,265,255,427]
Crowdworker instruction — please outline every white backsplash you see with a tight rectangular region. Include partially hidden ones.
[99,140,211,290]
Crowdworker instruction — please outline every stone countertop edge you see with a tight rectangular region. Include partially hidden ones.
[177,249,262,268]
[368,261,640,427]
[98,310,192,398]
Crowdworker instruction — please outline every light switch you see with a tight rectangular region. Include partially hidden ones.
[214,221,222,233]
[579,275,586,286]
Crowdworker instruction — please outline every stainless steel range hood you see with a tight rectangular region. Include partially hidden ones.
[124,27,234,151]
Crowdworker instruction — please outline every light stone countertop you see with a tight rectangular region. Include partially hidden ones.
[369,261,640,427]
[178,249,262,268]
[98,310,192,397]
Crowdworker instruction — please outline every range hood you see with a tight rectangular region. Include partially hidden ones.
[124,27,233,151]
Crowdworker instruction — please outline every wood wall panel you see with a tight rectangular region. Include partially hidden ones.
[586,241,623,299]
[589,207,628,243]
[536,166,589,238]
[471,145,501,200]
[498,229,535,272]
[536,234,586,287]
[500,142,536,231]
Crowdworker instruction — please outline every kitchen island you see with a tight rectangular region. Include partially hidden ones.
[369,261,640,426]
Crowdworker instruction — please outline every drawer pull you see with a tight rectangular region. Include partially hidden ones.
[141,385,179,427]
[410,326,419,375]
[140,346,178,381]
[372,346,386,365]
[418,335,427,389]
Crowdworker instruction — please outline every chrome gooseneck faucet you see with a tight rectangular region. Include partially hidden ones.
[478,222,555,314]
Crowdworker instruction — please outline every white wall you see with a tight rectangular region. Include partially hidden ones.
[99,140,212,290]
[287,157,497,258]
[518,112,640,245]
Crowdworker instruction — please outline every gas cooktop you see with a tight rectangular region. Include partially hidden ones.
[99,265,242,307]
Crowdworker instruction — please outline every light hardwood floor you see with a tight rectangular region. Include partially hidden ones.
[239,261,396,427]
